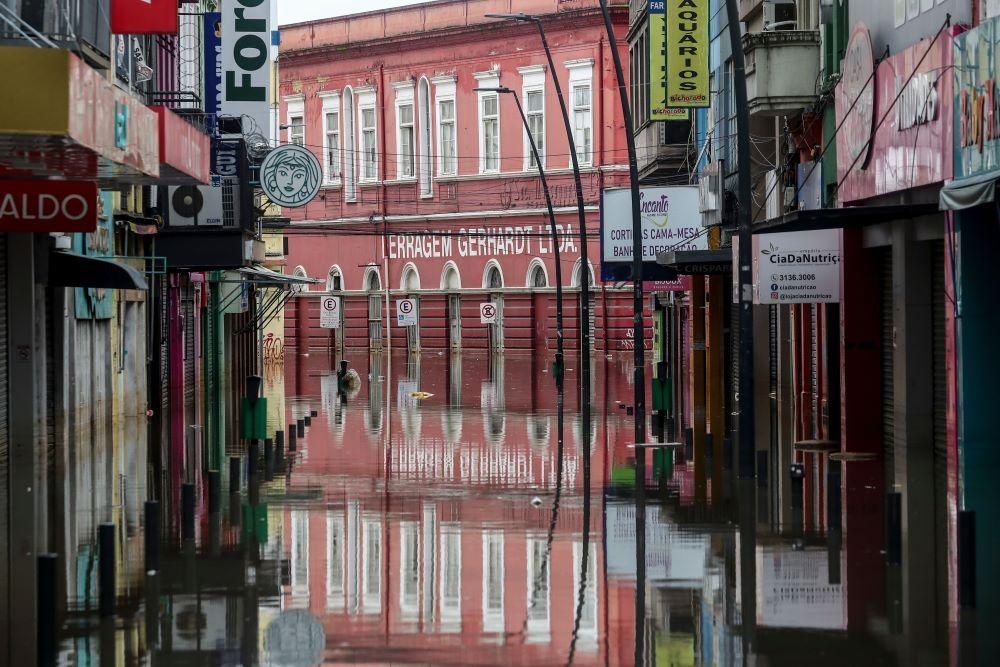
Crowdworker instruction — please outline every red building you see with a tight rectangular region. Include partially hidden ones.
[278,0,637,353]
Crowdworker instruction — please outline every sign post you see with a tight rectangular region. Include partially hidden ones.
[479,302,498,324]
[320,296,341,329]
[396,298,417,327]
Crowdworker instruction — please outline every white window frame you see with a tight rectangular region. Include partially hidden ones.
[518,65,546,171]
[475,70,501,174]
[343,86,357,201]
[357,86,378,183]
[319,91,341,185]
[566,59,595,167]
[393,81,416,181]
[433,75,457,177]
[284,94,305,146]
[417,77,433,196]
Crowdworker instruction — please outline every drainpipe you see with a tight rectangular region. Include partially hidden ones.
[380,64,392,361]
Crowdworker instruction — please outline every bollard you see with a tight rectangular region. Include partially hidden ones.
[144,570,160,649]
[756,451,768,488]
[144,500,160,573]
[275,434,285,471]
[304,414,312,426]
[263,439,274,482]
[288,423,297,452]
[297,417,305,433]
[99,522,116,617]
[38,553,58,663]
[181,483,195,540]
[229,456,241,494]
[310,410,318,417]
[275,429,284,449]
[723,437,733,471]
[705,433,714,466]
[826,462,842,531]
[886,492,902,566]
[207,470,221,514]
[683,427,693,462]
[959,510,976,608]
[248,440,259,478]
[789,463,805,510]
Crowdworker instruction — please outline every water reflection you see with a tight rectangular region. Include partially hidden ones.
[54,351,955,666]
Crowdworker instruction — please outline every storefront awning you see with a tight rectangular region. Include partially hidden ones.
[939,170,1000,211]
[49,251,148,290]
[236,266,322,287]
[656,249,732,274]
[754,203,939,234]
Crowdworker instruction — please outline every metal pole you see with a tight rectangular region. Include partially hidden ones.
[594,2,647,663]
[724,0,756,479]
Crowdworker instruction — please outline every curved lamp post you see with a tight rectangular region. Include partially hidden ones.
[475,86,565,382]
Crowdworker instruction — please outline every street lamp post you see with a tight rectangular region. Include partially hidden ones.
[485,11,591,402]
[475,86,565,381]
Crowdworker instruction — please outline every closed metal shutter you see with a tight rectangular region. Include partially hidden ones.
[204,285,218,470]
[879,248,894,484]
[0,234,8,646]
[182,287,195,453]
[930,239,948,640]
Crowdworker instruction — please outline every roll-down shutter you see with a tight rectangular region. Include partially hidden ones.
[879,248,894,484]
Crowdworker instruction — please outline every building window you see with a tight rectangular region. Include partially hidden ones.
[525,90,544,168]
[438,99,456,175]
[344,87,356,200]
[481,93,499,172]
[398,103,415,178]
[361,104,377,181]
[325,112,340,179]
[418,78,433,195]
[289,117,304,145]
[572,84,592,165]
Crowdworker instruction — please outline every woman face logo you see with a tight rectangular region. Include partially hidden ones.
[261,145,321,207]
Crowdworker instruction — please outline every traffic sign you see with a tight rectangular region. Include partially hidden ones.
[320,296,341,329]
[396,298,417,326]
[480,302,498,324]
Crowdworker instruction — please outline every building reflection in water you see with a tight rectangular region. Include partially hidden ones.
[52,351,957,666]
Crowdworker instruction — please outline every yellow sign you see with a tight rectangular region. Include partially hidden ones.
[649,2,694,120]
[665,0,710,108]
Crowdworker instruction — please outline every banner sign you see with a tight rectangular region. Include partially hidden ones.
[222,0,271,141]
[0,179,97,232]
[601,186,707,266]
[954,16,1000,180]
[396,298,417,327]
[753,229,841,304]
[204,13,223,129]
[480,302,498,324]
[111,0,178,34]
[320,296,341,329]
[665,0,710,108]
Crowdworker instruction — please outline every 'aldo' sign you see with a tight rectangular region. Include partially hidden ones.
[0,180,98,233]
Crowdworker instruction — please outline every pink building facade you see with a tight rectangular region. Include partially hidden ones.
[278,0,640,353]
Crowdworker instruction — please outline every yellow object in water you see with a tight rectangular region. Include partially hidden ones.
[409,391,434,399]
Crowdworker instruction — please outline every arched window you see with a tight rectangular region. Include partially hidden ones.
[441,261,462,290]
[326,266,344,291]
[418,77,432,197]
[365,266,382,292]
[400,263,421,292]
[343,87,356,201]
[571,259,596,288]
[526,259,548,288]
[292,265,309,293]
[483,260,504,289]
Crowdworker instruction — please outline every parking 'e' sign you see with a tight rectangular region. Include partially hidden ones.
[397,298,417,327]
[320,296,340,329]
[480,302,498,324]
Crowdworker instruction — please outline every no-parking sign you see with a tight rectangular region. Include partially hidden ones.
[320,296,341,329]
[480,302,498,324]
[397,298,417,326]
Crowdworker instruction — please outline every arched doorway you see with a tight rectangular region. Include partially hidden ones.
[483,261,504,352]
[400,264,421,354]
[365,267,383,350]
[441,262,462,349]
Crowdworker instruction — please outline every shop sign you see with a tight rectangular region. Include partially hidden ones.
[222,0,271,141]
[111,0,178,35]
[664,0,710,108]
[387,224,577,260]
[601,186,707,267]
[837,24,876,173]
[320,296,341,329]
[644,277,693,292]
[152,106,210,183]
[837,27,953,202]
[954,16,1000,179]
[480,302,498,324]
[396,298,417,327]
[753,229,841,305]
[649,2,694,119]
[0,180,97,232]
[204,13,223,127]
[259,144,321,207]
[73,191,115,320]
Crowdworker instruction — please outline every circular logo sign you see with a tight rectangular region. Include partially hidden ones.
[400,300,414,314]
[840,24,875,171]
[260,144,322,207]
[323,297,337,311]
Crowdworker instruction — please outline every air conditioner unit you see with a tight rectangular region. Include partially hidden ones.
[168,181,240,227]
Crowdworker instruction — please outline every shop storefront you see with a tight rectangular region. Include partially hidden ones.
[939,15,1000,658]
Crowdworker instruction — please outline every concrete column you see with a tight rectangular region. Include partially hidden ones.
[7,233,37,665]
[891,221,938,650]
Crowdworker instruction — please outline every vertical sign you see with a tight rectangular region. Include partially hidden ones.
[649,1,690,121]
[396,298,417,327]
[754,229,842,304]
[320,296,341,329]
[204,13,222,129]
[665,0,710,108]
[222,0,271,141]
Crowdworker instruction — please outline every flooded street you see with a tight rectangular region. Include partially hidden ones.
[53,351,951,666]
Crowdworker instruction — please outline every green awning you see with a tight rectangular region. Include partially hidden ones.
[940,170,1000,211]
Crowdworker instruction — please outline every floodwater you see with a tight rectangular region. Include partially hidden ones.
[54,351,953,665]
